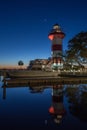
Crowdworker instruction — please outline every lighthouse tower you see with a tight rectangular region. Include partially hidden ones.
[48,24,65,69]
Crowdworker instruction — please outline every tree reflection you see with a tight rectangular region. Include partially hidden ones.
[29,86,46,93]
[66,85,87,121]
[49,85,66,124]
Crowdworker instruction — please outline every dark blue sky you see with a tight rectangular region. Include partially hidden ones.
[0,0,87,66]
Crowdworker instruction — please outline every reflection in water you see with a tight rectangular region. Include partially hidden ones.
[29,86,48,93]
[49,85,66,124]
[3,86,6,99]
[2,84,49,99]
[0,76,4,82]
[65,84,87,121]
[1,81,87,129]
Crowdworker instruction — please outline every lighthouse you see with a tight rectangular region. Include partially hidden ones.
[48,24,65,70]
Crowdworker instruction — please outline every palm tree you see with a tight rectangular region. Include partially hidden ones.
[18,60,24,69]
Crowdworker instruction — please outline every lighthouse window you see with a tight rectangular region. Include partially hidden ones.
[56,30,61,32]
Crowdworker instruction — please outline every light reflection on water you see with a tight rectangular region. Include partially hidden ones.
[0,79,87,129]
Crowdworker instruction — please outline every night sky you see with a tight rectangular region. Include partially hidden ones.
[0,0,87,66]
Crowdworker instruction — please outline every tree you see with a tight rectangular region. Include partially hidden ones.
[66,32,87,68]
[18,60,24,69]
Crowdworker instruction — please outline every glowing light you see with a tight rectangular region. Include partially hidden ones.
[48,32,65,40]
[49,106,54,114]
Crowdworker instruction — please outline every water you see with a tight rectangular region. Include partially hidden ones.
[0,78,87,130]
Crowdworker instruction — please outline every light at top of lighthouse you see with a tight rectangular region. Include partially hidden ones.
[53,24,61,31]
[48,24,65,40]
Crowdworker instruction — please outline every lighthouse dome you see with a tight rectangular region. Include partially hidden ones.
[53,24,61,30]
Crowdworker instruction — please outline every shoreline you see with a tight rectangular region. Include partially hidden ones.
[3,76,87,87]
[0,70,87,87]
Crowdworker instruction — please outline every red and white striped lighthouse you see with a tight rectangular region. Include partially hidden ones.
[48,24,65,69]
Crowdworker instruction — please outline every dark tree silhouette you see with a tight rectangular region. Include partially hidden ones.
[18,60,24,69]
[66,32,87,67]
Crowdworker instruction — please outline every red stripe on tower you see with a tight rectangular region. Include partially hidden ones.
[52,44,62,51]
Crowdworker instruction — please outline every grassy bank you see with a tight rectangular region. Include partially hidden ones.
[7,70,58,78]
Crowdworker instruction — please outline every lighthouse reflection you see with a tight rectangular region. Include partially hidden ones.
[49,85,66,124]
[1,83,87,129]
